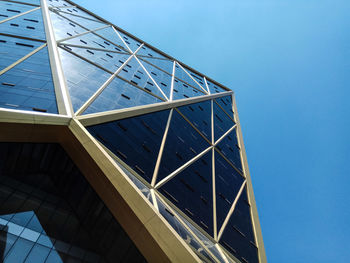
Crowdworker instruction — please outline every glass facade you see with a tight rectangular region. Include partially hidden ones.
[0,143,145,263]
[0,0,264,262]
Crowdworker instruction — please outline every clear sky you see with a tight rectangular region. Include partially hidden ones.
[73,0,350,262]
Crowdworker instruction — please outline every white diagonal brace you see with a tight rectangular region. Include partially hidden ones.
[75,44,144,115]
[170,61,176,101]
[155,146,213,189]
[214,124,237,146]
[77,91,233,126]
[151,108,173,187]
[176,62,208,94]
[217,180,247,241]
[57,24,110,43]
[204,77,211,94]
[133,55,169,101]
[0,43,46,76]
[0,6,40,25]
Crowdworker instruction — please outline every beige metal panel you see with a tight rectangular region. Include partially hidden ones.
[232,95,267,263]
[67,119,202,263]
[78,91,233,126]
[0,109,70,125]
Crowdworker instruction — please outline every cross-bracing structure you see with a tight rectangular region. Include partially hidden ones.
[0,0,266,262]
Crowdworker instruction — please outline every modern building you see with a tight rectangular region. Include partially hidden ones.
[0,0,266,262]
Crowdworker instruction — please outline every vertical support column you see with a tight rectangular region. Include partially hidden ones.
[231,94,267,263]
[41,0,73,116]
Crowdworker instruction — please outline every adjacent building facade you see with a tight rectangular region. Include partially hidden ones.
[0,0,266,262]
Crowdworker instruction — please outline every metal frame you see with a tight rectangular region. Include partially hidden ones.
[0,0,266,262]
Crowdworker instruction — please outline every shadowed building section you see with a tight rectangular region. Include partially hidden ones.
[0,143,145,263]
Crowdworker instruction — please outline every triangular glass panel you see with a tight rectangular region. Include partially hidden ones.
[216,128,243,173]
[93,26,130,53]
[136,44,166,59]
[0,47,57,113]
[206,79,228,94]
[0,9,46,40]
[159,151,214,236]
[49,10,87,41]
[138,54,173,74]
[156,110,210,183]
[110,57,167,100]
[83,76,163,115]
[213,101,235,141]
[61,29,129,54]
[215,151,244,232]
[47,0,71,8]
[187,70,206,89]
[215,95,234,120]
[87,110,171,183]
[0,1,34,21]
[176,100,211,141]
[136,58,172,99]
[0,35,43,71]
[55,10,107,31]
[48,1,104,22]
[172,78,206,101]
[58,48,112,112]
[174,63,205,93]
[14,0,40,5]
[60,45,130,74]
[116,30,142,52]
[219,187,259,263]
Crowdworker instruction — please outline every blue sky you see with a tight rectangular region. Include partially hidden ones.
[74,0,350,262]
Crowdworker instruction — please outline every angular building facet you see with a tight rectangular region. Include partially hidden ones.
[0,0,266,262]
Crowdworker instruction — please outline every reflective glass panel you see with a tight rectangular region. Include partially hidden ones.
[49,11,86,41]
[137,56,174,75]
[83,76,162,115]
[216,128,243,173]
[187,70,206,88]
[0,2,33,20]
[47,0,71,8]
[0,47,57,113]
[87,110,170,183]
[0,9,45,40]
[93,26,130,53]
[54,10,106,31]
[157,110,210,183]
[136,58,172,98]
[0,35,42,71]
[220,187,258,263]
[177,100,212,141]
[206,79,228,94]
[174,63,205,92]
[172,78,205,100]
[116,30,141,52]
[213,101,235,141]
[61,45,130,73]
[159,151,214,235]
[61,28,130,54]
[215,95,234,120]
[136,44,166,59]
[48,1,103,22]
[14,0,40,5]
[215,152,244,230]
[58,48,111,112]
